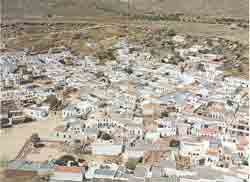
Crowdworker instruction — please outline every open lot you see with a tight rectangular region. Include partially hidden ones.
[25,141,66,162]
[0,114,63,160]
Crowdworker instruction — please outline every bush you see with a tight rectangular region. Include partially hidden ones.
[0,155,9,168]
[59,155,76,163]
[167,29,176,36]
[161,111,169,118]
[124,67,133,74]
[242,160,248,166]
[125,159,138,170]
[102,133,112,140]
[95,71,104,78]
[169,139,180,148]
[30,133,40,144]
[99,132,112,141]
[24,117,34,123]
[47,14,53,18]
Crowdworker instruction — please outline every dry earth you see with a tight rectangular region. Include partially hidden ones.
[0,114,63,160]
[1,0,249,20]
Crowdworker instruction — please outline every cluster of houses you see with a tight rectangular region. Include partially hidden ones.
[1,36,249,181]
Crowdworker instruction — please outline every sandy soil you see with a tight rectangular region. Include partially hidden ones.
[0,113,63,160]
[26,146,66,162]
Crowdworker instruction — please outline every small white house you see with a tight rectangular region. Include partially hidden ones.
[180,138,209,159]
[125,123,143,138]
[155,118,177,137]
[62,101,96,119]
[24,106,49,120]
[92,143,123,156]
[89,116,124,134]
[224,77,249,88]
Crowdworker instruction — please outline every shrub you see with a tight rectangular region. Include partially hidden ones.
[169,139,180,148]
[167,29,176,36]
[59,155,76,163]
[30,133,40,144]
[125,159,138,170]
[161,111,169,118]
[102,133,112,140]
[242,160,248,166]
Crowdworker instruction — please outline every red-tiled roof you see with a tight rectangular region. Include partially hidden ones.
[200,128,217,135]
[55,166,82,173]
[54,126,65,132]
[239,136,249,145]
[207,149,218,156]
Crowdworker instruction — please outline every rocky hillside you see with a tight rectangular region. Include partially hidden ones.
[1,0,248,20]
[0,0,128,18]
[130,0,249,19]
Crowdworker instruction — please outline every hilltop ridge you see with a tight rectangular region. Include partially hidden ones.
[1,0,248,20]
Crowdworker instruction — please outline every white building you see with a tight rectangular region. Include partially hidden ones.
[224,77,249,88]
[92,142,123,156]
[62,101,96,119]
[180,138,209,159]
[24,106,49,120]
[155,118,177,137]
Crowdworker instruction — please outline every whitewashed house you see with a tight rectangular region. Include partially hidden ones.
[112,92,137,112]
[90,116,124,134]
[180,138,209,159]
[24,105,49,120]
[224,77,249,88]
[155,118,177,137]
[92,142,123,156]
[62,101,96,119]
[125,123,144,138]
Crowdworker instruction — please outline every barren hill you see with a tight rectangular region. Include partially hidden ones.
[0,0,128,19]
[130,0,249,19]
[1,0,248,20]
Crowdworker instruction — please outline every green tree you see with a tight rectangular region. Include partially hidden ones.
[30,133,41,147]
[167,29,176,36]
[124,67,133,75]
[169,139,180,148]
[242,160,248,166]
[101,133,112,141]
[0,155,9,168]
[125,159,138,170]
[161,111,169,118]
